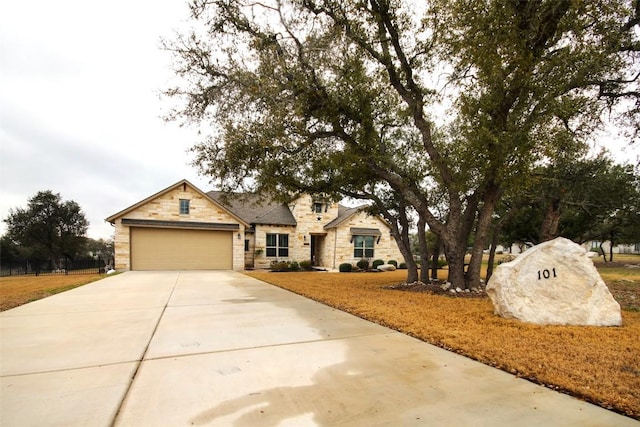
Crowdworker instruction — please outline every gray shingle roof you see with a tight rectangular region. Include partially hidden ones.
[207,191,297,226]
[323,204,361,229]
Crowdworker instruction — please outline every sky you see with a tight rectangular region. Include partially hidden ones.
[1,1,638,241]
[0,0,209,240]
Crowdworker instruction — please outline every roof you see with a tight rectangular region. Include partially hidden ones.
[323,204,361,229]
[207,191,297,226]
[349,227,382,236]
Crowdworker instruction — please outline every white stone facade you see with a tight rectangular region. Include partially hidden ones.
[107,181,405,271]
[249,195,404,269]
[108,182,246,271]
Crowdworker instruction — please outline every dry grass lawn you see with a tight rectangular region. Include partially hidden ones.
[247,264,640,420]
[0,274,105,311]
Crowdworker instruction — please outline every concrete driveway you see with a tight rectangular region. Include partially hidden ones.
[1,271,637,426]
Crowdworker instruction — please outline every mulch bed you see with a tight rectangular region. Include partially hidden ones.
[386,280,487,298]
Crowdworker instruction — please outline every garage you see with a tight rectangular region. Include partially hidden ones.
[130,227,233,270]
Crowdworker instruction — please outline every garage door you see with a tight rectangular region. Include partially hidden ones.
[130,227,232,270]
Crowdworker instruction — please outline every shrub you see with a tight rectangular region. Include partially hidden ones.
[288,261,300,271]
[270,261,289,272]
[398,262,407,269]
[387,260,398,267]
[372,259,385,269]
[356,259,369,270]
[299,260,313,271]
[339,263,353,272]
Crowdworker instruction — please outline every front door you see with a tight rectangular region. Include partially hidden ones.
[310,235,324,266]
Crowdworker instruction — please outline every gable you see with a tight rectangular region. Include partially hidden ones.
[105,179,249,227]
[324,205,391,232]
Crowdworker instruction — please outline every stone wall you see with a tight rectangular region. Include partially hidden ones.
[112,184,245,270]
[330,212,404,268]
[251,225,297,269]
[249,195,405,269]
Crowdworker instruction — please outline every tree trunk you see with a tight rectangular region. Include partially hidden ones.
[444,243,467,288]
[599,240,608,262]
[540,198,561,242]
[609,231,615,262]
[431,235,441,280]
[385,205,419,283]
[417,215,429,283]
[402,247,419,283]
[486,226,501,282]
[388,224,418,282]
[466,185,501,288]
[441,224,469,288]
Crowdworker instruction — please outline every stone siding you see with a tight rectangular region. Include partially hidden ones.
[249,195,405,269]
[330,212,404,268]
[113,184,245,270]
[252,225,297,269]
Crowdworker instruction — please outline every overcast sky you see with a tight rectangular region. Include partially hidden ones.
[0,0,211,240]
[1,1,638,241]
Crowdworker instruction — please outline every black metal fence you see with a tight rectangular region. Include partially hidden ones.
[0,258,110,277]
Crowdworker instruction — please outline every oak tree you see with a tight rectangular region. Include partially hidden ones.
[165,0,638,288]
[4,191,89,268]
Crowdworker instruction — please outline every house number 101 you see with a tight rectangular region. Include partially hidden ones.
[537,268,557,280]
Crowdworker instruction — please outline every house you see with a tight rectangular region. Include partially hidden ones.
[105,179,404,271]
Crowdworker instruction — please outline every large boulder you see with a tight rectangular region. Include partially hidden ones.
[486,237,621,326]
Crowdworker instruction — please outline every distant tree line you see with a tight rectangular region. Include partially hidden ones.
[1,190,114,274]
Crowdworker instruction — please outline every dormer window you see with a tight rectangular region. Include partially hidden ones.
[179,199,190,215]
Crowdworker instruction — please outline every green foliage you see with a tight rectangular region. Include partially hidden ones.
[339,263,353,272]
[165,0,639,288]
[387,260,398,267]
[0,236,21,264]
[299,260,313,271]
[356,259,369,270]
[372,259,385,268]
[499,155,640,249]
[84,238,114,261]
[398,262,407,269]
[4,191,89,266]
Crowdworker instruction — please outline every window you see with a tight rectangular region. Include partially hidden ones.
[244,239,250,252]
[313,202,323,214]
[354,235,375,258]
[179,199,190,215]
[266,233,289,257]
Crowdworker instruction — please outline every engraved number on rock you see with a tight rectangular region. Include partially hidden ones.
[537,268,557,280]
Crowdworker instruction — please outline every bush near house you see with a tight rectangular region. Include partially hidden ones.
[388,260,398,267]
[299,260,313,271]
[372,259,385,269]
[270,260,316,272]
[288,261,300,271]
[339,263,353,272]
[270,261,290,272]
[356,259,369,270]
